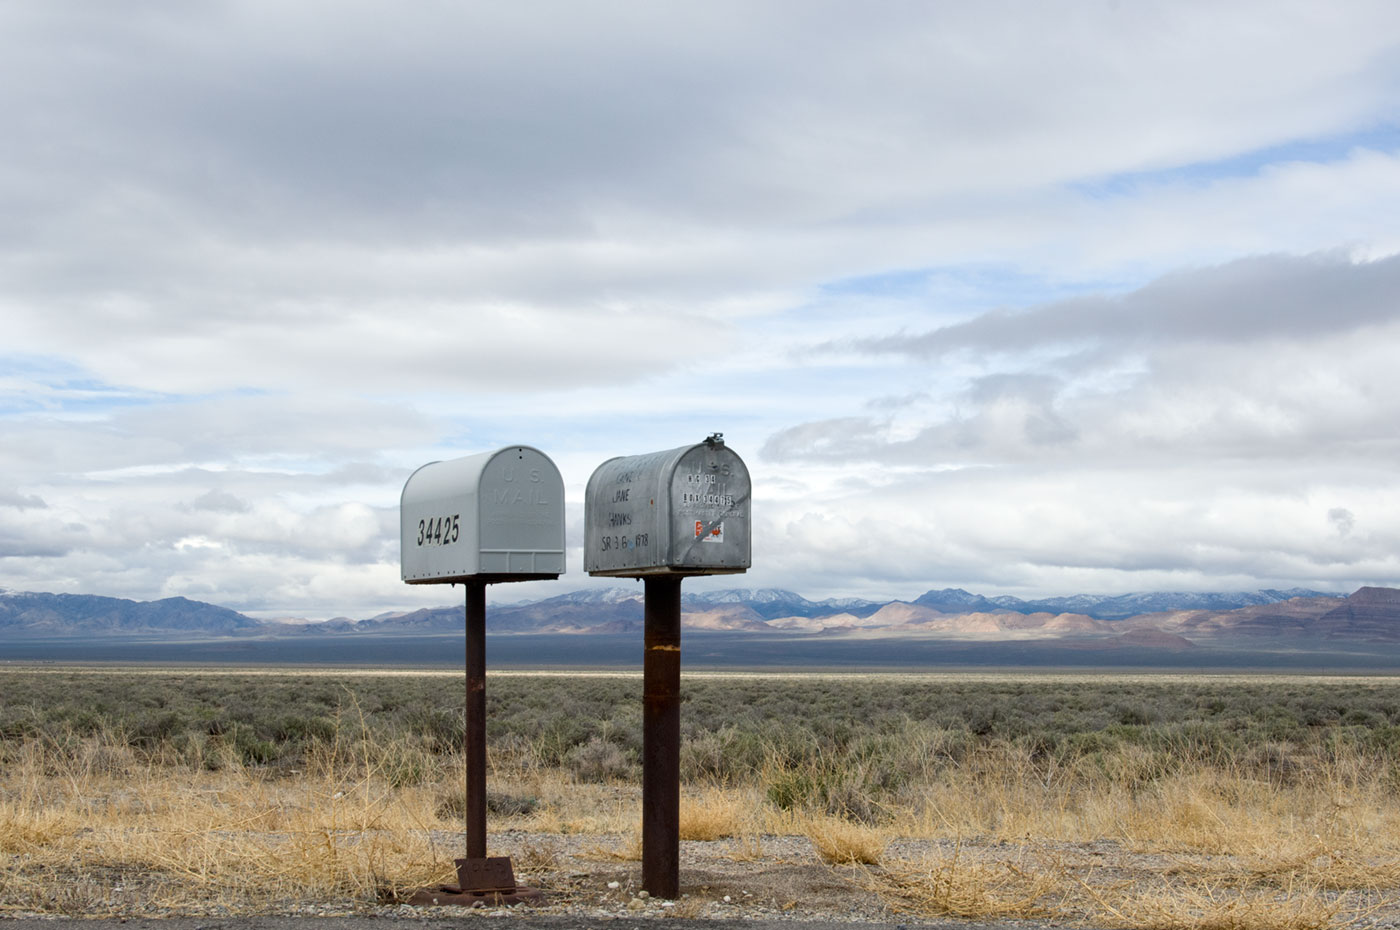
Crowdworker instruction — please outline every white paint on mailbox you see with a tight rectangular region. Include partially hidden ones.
[400,446,565,583]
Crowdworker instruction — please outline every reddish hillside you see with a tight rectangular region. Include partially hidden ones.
[1311,587,1400,641]
[1121,596,1343,637]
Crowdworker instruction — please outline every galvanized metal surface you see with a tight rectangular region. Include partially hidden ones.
[401,446,565,584]
[584,434,751,578]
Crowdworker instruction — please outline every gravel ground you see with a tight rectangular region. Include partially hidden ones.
[0,920,1027,930]
[479,830,891,922]
[0,830,967,923]
[4,829,1397,928]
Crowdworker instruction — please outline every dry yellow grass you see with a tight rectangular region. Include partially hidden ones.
[0,736,455,914]
[895,744,1400,869]
[876,843,1063,919]
[1164,837,1400,895]
[1076,876,1353,930]
[511,776,638,835]
[678,786,750,841]
[580,831,643,862]
[802,813,886,865]
[725,833,766,862]
[873,844,1384,930]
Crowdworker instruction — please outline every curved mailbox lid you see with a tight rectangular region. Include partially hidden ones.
[401,445,565,584]
[584,436,751,577]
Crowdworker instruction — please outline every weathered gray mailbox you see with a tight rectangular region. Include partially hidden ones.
[584,434,750,901]
[584,435,750,577]
[401,445,565,583]
[400,445,563,908]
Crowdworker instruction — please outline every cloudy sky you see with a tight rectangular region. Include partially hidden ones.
[3,2,1400,617]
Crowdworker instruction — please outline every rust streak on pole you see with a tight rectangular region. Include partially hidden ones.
[465,580,487,861]
[642,574,682,900]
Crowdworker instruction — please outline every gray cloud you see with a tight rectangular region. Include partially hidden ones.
[7,7,1398,287]
[755,458,1400,602]
[190,490,251,514]
[761,417,892,462]
[774,252,1400,472]
[0,394,432,488]
[0,537,69,559]
[0,5,1396,417]
[763,374,1078,464]
[0,506,80,559]
[0,491,47,510]
[865,391,931,412]
[853,252,1400,360]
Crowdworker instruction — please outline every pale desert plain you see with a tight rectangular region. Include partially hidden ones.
[3,668,1400,928]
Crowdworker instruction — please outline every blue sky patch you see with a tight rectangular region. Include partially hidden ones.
[817,264,1134,313]
[1072,124,1400,199]
[0,355,253,418]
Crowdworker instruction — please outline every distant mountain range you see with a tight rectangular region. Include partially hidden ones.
[0,591,260,637]
[8,585,1400,648]
[910,587,1332,620]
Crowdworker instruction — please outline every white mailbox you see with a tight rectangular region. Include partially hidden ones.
[584,434,751,578]
[401,446,565,584]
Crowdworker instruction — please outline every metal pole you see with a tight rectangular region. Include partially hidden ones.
[642,575,682,899]
[465,580,487,861]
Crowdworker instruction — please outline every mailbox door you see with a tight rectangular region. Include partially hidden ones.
[476,447,566,574]
[667,444,751,573]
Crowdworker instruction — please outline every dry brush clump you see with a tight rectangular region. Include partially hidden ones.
[874,842,1065,919]
[1073,875,1356,930]
[802,814,886,865]
[678,786,754,841]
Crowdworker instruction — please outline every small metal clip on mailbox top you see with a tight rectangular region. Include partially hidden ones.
[400,446,564,907]
[584,435,752,900]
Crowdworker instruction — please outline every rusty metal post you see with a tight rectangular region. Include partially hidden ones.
[407,578,541,907]
[642,575,682,900]
[465,579,487,861]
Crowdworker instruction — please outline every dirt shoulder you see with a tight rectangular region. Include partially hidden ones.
[5,830,1397,929]
[0,920,1014,930]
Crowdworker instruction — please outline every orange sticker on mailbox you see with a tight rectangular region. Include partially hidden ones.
[696,521,724,543]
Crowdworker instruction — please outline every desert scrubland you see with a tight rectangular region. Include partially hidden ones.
[2,667,1399,927]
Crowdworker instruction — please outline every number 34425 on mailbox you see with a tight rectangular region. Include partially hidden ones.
[400,446,566,584]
